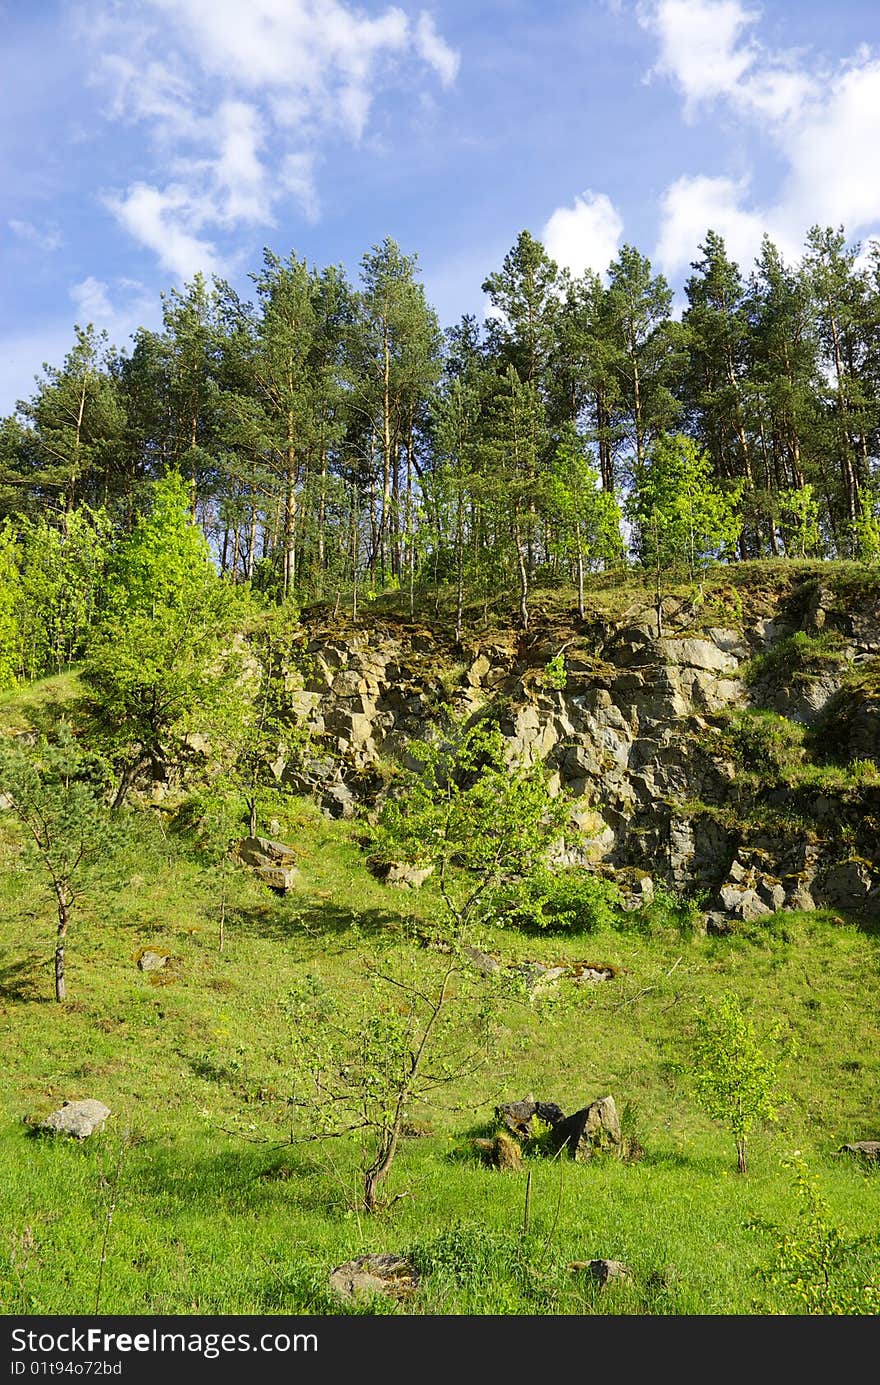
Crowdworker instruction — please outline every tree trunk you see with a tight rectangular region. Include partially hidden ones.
[363,1125,401,1215]
[455,488,464,646]
[513,513,529,632]
[54,889,70,1002]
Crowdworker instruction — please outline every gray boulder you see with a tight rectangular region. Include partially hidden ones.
[373,860,435,889]
[819,860,880,917]
[234,836,301,893]
[137,950,168,972]
[40,1099,110,1140]
[839,1141,880,1162]
[234,836,297,868]
[554,1095,622,1160]
[569,1258,633,1286]
[328,1253,419,1301]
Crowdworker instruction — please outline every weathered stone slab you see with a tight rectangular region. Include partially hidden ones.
[252,865,300,893]
[839,1141,880,1162]
[137,950,168,972]
[40,1099,110,1140]
[569,1258,633,1286]
[474,1132,523,1170]
[234,836,297,869]
[329,1254,419,1301]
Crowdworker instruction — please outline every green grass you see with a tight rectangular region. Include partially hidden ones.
[2,796,879,1316]
[343,556,880,649]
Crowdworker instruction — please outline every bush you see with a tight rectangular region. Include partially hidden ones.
[744,630,846,688]
[640,884,704,937]
[494,867,623,933]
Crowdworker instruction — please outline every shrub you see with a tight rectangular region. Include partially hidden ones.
[751,1157,880,1314]
[494,867,623,933]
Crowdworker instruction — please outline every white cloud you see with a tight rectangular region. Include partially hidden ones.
[780,58,880,237]
[8,220,63,252]
[68,276,157,340]
[90,0,460,278]
[542,191,624,279]
[642,0,760,113]
[415,12,460,87]
[280,153,321,224]
[654,174,778,276]
[70,276,114,321]
[211,101,270,227]
[104,184,220,280]
[643,1,880,276]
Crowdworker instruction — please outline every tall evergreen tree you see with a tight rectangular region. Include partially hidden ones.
[604,245,681,491]
[355,239,442,584]
[14,326,125,519]
[803,226,877,539]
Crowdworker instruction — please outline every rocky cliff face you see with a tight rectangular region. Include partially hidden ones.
[277,574,880,921]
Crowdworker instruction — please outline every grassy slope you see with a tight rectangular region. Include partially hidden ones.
[2,565,880,1316]
[2,801,878,1315]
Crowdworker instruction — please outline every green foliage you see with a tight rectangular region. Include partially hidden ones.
[82,472,251,804]
[690,993,781,1173]
[105,471,214,616]
[778,485,823,559]
[752,1157,880,1314]
[0,724,119,1001]
[495,866,623,933]
[285,715,568,1212]
[16,507,113,680]
[1,799,880,1313]
[546,425,624,584]
[640,884,705,937]
[542,652,567,690]
[192,612,312,844]
[743,629,846,687]
[0,521,21,691]
[713,707,807,776]
[371,714,568,933]
[852,488,880,565]
[284,945,501,1213]
[627,432,744,572]
[524,1114,556,1156]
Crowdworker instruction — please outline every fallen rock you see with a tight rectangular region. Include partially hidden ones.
[39,1099,111,1140]
[137,950,168,972]
[497,1094,623,1160]
[569,960,617,983]
[497,1098,566,1140]
[719,882,772,921]
[371,859,435,889]
[233,836,301,893]
[462,945,502,975]
[553,1095,622,1160]
[510,961,568,995]
[473,1132,523,1171]
[234,835,298,869]
[328,1253,419,1302]
[251,865,300,893]
[818,860,880,917]
[705,911,736,936]
[569,1258,633,1286]
[839,1141,880,1162]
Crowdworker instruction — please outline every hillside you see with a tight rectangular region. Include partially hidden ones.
[1,561,879,1316]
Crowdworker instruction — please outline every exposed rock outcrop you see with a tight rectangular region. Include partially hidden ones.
[269,576,880,920]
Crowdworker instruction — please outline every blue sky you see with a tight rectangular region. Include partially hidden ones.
[2,0,880,414]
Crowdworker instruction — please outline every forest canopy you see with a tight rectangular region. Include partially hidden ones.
[1,222,879,661]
